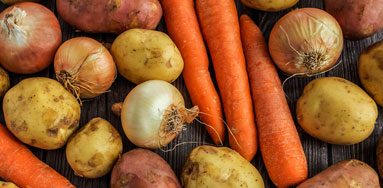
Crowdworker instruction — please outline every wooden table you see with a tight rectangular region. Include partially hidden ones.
[1,0,382,187]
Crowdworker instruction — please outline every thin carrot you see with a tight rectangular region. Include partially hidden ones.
[240,14,308,187]
[0,125,75,188]
[196,0,257,161]
[160,0,225,145]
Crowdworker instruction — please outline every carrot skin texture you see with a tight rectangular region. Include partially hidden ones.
[196,0,257,161]
[161,0,225,145]
[240,15,308,187]
[0,125,76,188]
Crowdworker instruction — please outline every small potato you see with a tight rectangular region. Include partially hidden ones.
[181,146,264,188]
[0,67,10,97]
[297,159,380,188]
[3,77,81,150]
[0,181,18,188]
[359,41,383,107]
[110,149,181,188]
[240,0,298,12]
[66,118,122,178]
[296,77,378,145]
[111,28,184,84]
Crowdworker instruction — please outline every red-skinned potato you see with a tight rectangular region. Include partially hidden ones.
[325,0,383,40]
[0,2,62,74]
[110,149,181,188]
[56,0,163,34]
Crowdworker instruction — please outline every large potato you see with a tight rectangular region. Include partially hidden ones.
[359,41,383,107]
[297,159,380,188]
[0,67,10,98]
[111,29,184,84]
[110,149,181,188]
[241,0,298,12]
[181,146,264,188]
[325,0,383,40]
[56,0,162,34]
[0,181,18,188]
[296,77,378,145]
[3,77,81,150]
[66,118,123,178]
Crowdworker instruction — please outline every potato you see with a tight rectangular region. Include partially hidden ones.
[111,29,184,84]
[0,181,18,188]
[66,118,123,178]
[359,41,383,107]
[110,149,181,188]
[0,0,39,4]
[3,77,81,150]
[297,159,380,188]
[296,77,378,145]
[325,0,383,40]
[181,146,264,188]
[376,135,383,178]
[0,67,10,98]
[240,0,299,12]
[56,0,162,34]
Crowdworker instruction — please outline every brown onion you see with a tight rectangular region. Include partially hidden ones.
[54,37,116,100]
[0,2,62,74]
[269,8,343,76]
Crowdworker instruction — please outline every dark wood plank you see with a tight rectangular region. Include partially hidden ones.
[0,0,382,187]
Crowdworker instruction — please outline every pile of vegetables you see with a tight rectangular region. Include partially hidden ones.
[0,0,382,188]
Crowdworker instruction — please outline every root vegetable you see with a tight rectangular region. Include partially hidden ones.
[0,67,10,98]
[241,0,298,12]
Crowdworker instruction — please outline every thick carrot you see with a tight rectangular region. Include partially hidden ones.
[0,125,75,188]
[160,0,225,145]
[240,14,308,187]
[196,0,257,161]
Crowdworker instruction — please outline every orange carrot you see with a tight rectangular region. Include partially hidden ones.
[240,14,308,187]
[196,0,257,161]
[160,0,225,145]
[0,125,75,188]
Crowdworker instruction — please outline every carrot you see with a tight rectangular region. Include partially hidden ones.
[196,0,257,161]
[160,0,225,145]
[0,125,75,188]
[240,14,308,187]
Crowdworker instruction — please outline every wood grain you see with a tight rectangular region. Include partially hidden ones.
[0,0,382,187]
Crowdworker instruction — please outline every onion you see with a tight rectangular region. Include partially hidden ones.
[112,80,198,149]
[269,8,343,76]
[0,2,62,74]
[54,37,116,100]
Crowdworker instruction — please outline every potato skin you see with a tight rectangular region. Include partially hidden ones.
[3,77,81,150]
[296,77,378,145]
[240,0,298,12]
[110,149,181,188]
[297,159,380,188]
[0,67,10,98]
[325,0,383,40]
[0,181,18,188]
[359,41,383,107]
[111,29,184,84]
[66,118,123,178]
[56,0,162,34]
[181,146,264,188]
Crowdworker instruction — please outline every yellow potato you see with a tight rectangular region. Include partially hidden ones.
[111,28,184,84]
[296,77,378,145]
[0,181,18,188]
[359,41,383,107]
[3,77,81,150]
[181,146,264,188]
[66,118,122,178]
[0,67,10,97]
[240,0,299,12]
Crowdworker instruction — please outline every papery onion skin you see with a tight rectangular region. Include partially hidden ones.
[269,8,343,76]
[120,80,197,149]
[0,2,62,74]
[54,37,116,99]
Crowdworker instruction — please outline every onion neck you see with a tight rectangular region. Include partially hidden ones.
[0,7,27,42]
